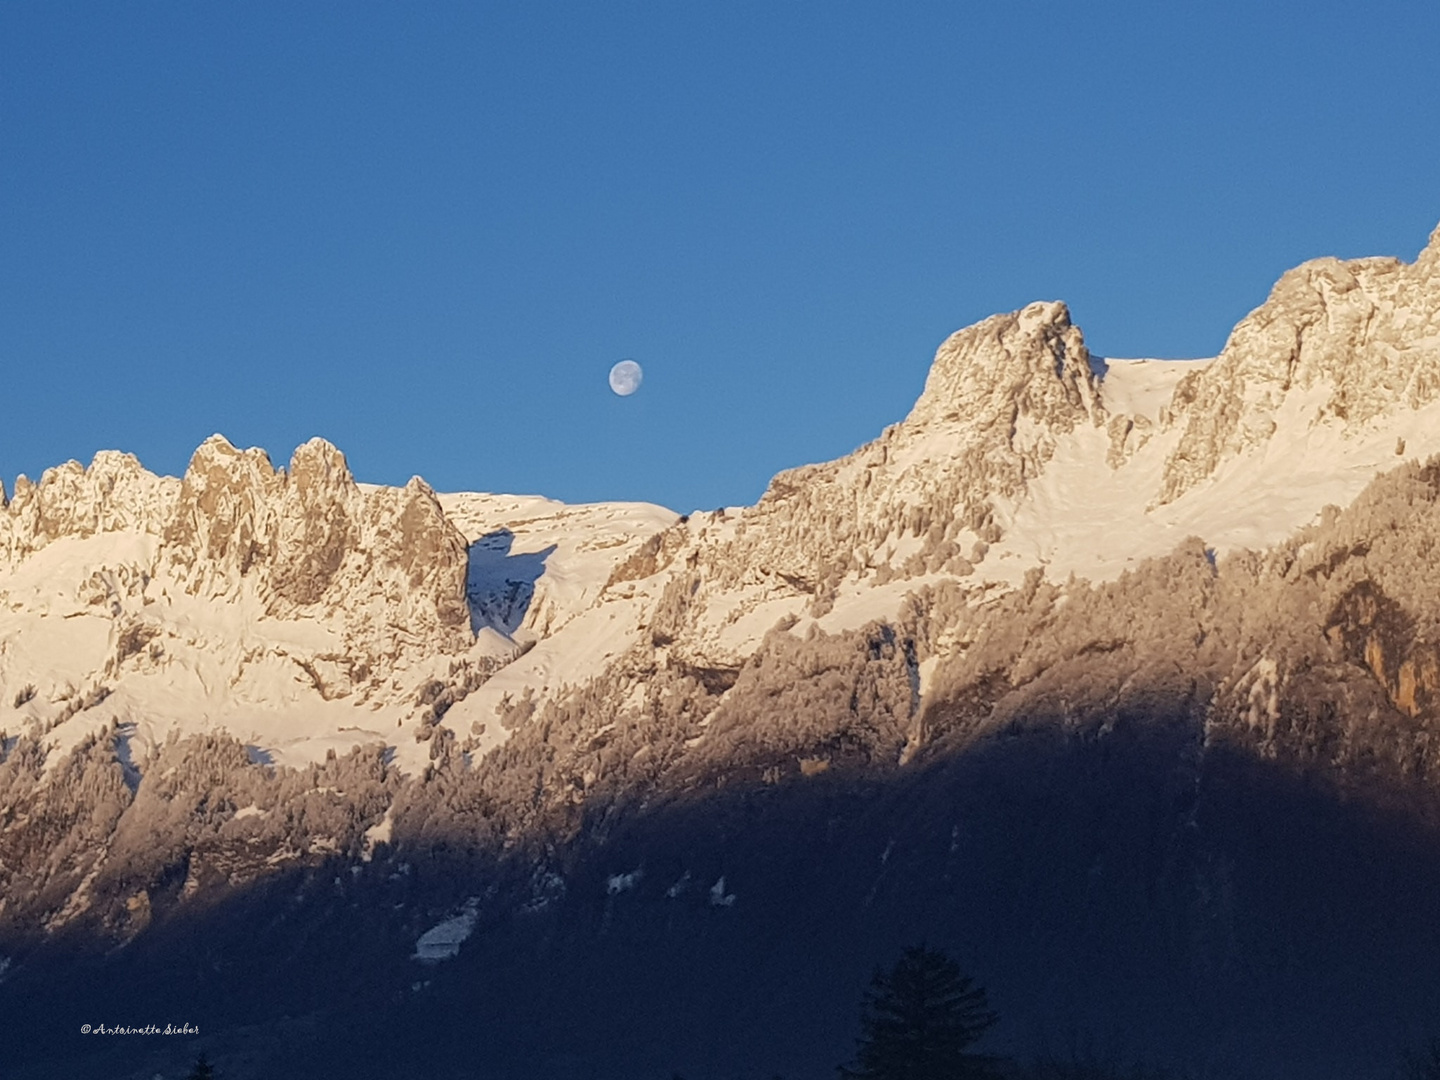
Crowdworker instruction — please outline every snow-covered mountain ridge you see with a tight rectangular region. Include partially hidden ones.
[0,436,675,774]
[626,222,1440,674]
[2,222,1439,782]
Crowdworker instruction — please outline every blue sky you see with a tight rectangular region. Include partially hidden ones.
[3,2,1439,513]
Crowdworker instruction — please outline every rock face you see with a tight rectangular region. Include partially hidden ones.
[0,435,472,678]
[702,301,1103,588]
[627,223,1440,676]
[0,451,178,564]
[1159,224,1440,503]
[161,435,472,658]
[0,435,499,798]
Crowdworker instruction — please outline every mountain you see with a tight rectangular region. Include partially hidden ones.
[3,224,1440,1079]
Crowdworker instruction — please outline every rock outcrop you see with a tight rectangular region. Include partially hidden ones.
[733,299,1105,583]
[1158,224,1440,503]
[0,436,476,749]
[0,451,178,565]
[162,435,472,660]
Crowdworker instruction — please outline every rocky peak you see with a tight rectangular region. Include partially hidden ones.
[1423,220,1440,269]
[905,300,1103,435]
[635,302,1110,668]
[161,434,472,658]
[0,434,473,687]
[1158,222,1440,504]
[266,438,361,610]
[0,450,179,566]
[289,436,355,495]
[354,476,473,640]
[745,300,1103,556]
[162,435,287,592]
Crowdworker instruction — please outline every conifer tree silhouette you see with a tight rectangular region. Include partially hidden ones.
[839,944,1001,1080]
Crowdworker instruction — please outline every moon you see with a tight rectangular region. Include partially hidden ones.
[608,359,643,397]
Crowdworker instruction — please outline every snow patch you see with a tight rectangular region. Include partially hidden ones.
[361,806,394,861]
[708,876,736,907]
[412,897,481,964]
[606,868,643,895]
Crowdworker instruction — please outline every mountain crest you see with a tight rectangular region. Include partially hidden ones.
[1157,221,1440,503]
[160,434,471,644]
[906,299,1103,434]
[0,450,178,565]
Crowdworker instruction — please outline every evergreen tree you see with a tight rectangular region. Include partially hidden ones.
[839,944,1001,1080]
[186,1052,216,1080]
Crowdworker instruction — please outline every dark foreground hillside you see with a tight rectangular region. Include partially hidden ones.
[3,715,1439,1080]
